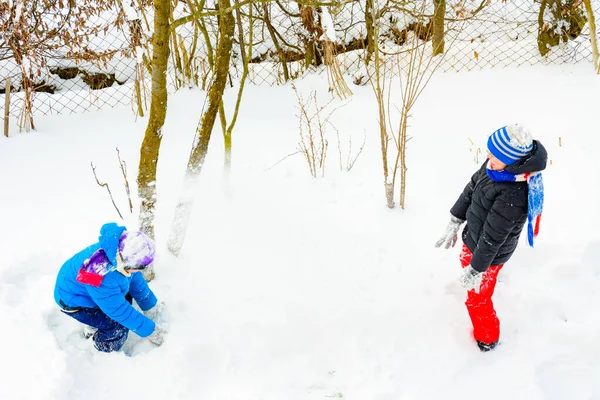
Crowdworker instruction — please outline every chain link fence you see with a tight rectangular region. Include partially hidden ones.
[0,8,140,119]
[1,0,598,123]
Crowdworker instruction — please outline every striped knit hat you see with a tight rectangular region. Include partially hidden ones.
[487,124,533,166]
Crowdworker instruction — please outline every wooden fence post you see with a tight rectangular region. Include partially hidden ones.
[3,77,10,138]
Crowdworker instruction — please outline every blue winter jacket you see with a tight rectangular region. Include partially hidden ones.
[54,223,157,337]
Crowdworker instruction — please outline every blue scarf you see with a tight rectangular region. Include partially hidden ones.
[486,167,544,247]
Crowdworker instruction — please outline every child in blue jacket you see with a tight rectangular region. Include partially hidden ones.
[54,222,166,352]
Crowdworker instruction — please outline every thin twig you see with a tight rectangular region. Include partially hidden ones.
[171,0,341,30]
[264,151,302,171]
[334,124,343,171]
[346,133,366,171]
[91,162,124,220]
[116,148,133,214]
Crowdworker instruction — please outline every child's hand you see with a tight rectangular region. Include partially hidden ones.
[147,325,167,346]
[459,266,483,293]
[435,216,464,249]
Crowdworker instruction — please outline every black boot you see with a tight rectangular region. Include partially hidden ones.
[476,340,498,352]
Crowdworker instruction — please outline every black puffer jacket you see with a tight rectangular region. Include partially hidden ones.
[450,140,547,272]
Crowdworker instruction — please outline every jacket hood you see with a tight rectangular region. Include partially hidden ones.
[505,140,547,175]
[98,223,127,266]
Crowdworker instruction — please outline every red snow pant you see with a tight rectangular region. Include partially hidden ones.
[459,244,504,344]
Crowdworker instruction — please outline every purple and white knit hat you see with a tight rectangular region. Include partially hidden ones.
[118,231,156,269]
[487,124,533,166]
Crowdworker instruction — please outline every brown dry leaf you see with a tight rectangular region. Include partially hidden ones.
[474,51,479,61]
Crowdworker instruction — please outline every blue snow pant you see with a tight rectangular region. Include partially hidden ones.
[61,293,132,353]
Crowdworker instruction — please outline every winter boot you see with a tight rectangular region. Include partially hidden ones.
[82,325,98,339]
[476,340,498,352]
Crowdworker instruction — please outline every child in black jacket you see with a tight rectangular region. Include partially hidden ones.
[436,124,548,352]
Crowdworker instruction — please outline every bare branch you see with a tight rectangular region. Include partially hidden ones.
[91,161,124,220]
[346,133,366,172]
[171,0,343,30]
[264,150,302,171]
[384,0,490,22]
[116,148,134,214]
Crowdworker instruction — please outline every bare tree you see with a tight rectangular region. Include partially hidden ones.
[583,0,599,73]
[292,84,332,178]
[432,0,446,55]
[222,0,254,172]
[369,14,395,208]
[91,162,125,220]
[0,0,152,132]
[369,0,462,209]
[263,2,291,81]
[126,9,150,118]
[364,0,376,65]
[167,0,235,257]
[137,0,171,281]
[170,0,211,89]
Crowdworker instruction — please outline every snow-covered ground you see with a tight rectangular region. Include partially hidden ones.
[1,63,599,400]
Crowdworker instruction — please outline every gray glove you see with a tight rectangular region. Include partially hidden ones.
[459,266,483,293]
[435,216,465,249]
[144,300,166,321]
[147,325,167,346]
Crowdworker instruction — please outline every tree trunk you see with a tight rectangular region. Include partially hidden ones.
[371,21,394,209]
[398,111,408,209]
[137,0,171,280]
[219,101,229,171]
[167,0,235,256]
[170,16,184,89]
[129,18,146,117]
[364,0,376,65]
[3,77,10,138]
[263,2,290,81]
[583,0,599,73]
[432,0,446,56]
[223,0,252,172]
